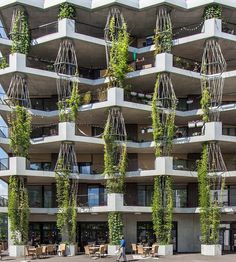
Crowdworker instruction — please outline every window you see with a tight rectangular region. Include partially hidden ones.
[173,186,187,208]
[137,185,153,206]
[87,185,106,207]
[78,162,91,174]
[28,186,43,208]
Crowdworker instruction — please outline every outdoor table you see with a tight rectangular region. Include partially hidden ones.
[89,246,99,255]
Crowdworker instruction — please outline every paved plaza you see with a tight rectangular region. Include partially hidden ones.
[2,254,236,262]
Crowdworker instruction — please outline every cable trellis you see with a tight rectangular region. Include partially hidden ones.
[6,74,31,108]
[104,7,125,67]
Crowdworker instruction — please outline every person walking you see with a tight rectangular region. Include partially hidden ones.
[117,236,127,262]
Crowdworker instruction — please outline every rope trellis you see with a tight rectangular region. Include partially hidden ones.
[6,74,31,108]
[104,8,125,67]
[156,7,172,33]
[54,39,78,76]
[106,107,127,142]
[201,39,226,122]
[10,8,26,38]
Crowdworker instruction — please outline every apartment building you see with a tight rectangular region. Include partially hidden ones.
[0,0,236,254]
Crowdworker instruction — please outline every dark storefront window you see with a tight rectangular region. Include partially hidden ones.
[29,222,60,245]
[137,221,177,252]
[78,222,108,249]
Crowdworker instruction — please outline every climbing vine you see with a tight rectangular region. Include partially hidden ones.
[152,176,173,245]
[198,144,223,244]
[11,10,30,54]
[154,24,172,55]
[0,57,8,69]
[108,212,123,245]
[58,82,81,122]
[55,159,77,244]
[103,119,127,193]
[107,17,132,88]
[152,74,163,157]
[8,106,32,158]
[204,4,222,20]
[8,176,29,245]
[58,3,76,20]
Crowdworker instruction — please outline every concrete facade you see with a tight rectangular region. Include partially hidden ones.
[1,0,236,256]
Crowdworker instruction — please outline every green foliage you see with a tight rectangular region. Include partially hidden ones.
[0,57,8,69]
[8,176,29,245]
[55,160,77,244]
[204,4,222,20]
[200,79,210,122]
[152,74,163,157]
[154,23,172,55]
[103,118,127,193]
[107,17,132,88]
[152,176,173,245]
[198,144,223,244]
[8,106,32,158]
[151,74,176,157]
[58,3,76,20]
[82,91,92,105]
[108,212,123,245]
[11,10,30,54]
[58,82,81,122]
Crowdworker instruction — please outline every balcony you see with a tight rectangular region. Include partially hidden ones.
[30,21,58,39]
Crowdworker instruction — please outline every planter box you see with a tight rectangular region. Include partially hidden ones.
[201,244,222,256]
[65,244,77,256]
[158,244,173,256]
[108,245,120,255]
[9,245,25,257]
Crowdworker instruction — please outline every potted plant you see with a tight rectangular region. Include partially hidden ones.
[82,91,92,105]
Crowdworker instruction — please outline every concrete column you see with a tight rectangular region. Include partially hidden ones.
[58,122,76,140]
[107,193,124,211]
[107,87,124,106]
[204,121,222,140]
[58,18,75,36]
[154,53,173,71]
[9,157,27,176]
[154,156,173,175]
[203,18,222,36]
[9,53,26,71]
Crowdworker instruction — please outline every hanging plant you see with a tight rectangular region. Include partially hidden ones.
[152,175,173,245]
[108,212,123,245]
[107,17,132,88]
[8,176,29,245]
[11,10,30,54]
[8,105,32,158]
[55,158,77,244]
[58,3,76,20]
[204,4,222,20]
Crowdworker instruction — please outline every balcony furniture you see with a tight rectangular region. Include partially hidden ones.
[36,247,43,258]
[150,245,159,257]
[25,246,37,259]
[95,245,105,258]
[47,244,55,255]
[57,244,66,256]
[137,245,147,257]
[131,243,137,254]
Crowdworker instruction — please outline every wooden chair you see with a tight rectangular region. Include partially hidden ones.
[84,245,94,256]
[42,245,47,257]
[104,244,108,254]
[36,247,43,258]
[131,243,137,254]
[137,245,144,255]
[25,246,37,260]
[57,243,66,256]
[47,244,54,255]
[150,245,159,257]
[95,245,105,258]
